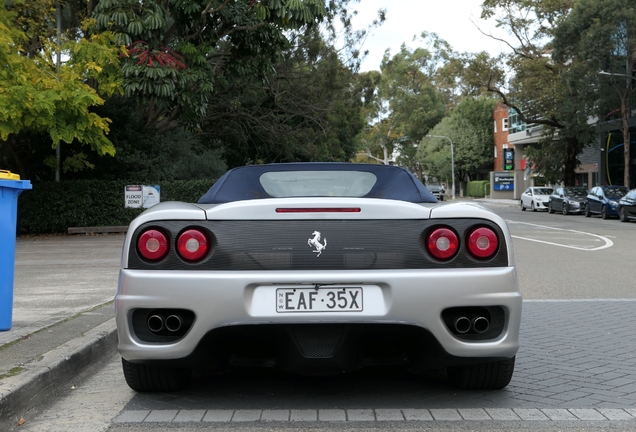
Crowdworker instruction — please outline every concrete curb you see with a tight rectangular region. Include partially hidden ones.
[0,318,117,431]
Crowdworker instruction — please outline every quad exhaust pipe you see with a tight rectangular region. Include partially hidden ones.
[453,316,490,334]
[147,314,183,333]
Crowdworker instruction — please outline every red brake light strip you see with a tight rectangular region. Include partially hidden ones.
[276,208,361,213]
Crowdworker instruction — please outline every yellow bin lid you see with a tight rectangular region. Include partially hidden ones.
[0,170,20,180]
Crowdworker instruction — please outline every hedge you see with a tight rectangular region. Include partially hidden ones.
[466,180,490,198]
[16,179,216,235]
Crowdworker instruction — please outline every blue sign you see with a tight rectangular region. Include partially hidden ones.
[494,172,514,191]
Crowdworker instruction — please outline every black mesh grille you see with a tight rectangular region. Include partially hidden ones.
[291,325,345,358]
[128,219,508,270]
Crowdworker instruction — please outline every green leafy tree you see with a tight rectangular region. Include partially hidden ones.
[466,0,594,186]
[418,97,497,186]
[213,26,366,167]
[93,0,331,132]
[0,3,122,179]
[553,0,636,188]
[361,38,445,179]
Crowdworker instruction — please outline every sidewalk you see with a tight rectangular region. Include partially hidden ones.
[0,234,123,430]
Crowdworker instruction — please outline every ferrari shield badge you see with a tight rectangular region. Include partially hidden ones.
[308,231,327,257]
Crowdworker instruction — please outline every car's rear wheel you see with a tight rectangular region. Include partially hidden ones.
[585,205,591,217]
[122,358,191,392]
[521,200,526,211]
[601,205,608,220]
[447,357,515,390]
[619,207,628,222]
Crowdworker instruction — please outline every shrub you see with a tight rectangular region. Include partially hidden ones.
[466,180,490,198]
[16,179,215,235]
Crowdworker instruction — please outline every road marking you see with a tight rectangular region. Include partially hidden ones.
[113,408,636,423]
[507,220,614,251]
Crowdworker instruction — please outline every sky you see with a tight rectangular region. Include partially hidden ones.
[350,0,511,72]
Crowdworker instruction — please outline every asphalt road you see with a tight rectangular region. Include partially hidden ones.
[12,203,636,432]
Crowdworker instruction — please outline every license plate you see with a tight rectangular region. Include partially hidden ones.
[276,287,363,313]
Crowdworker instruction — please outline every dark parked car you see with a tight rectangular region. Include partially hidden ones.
[585,186,628,219]
[618,189,636,222]
[426,184,444,201]
[548,187,588,215]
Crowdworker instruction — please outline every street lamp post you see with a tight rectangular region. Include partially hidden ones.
[426,135,455,200]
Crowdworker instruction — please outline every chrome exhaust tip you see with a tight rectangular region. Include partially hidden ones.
[454,316,471,334]
[147,315,165,333]
[165,315,183,332]
[472,316,490,333]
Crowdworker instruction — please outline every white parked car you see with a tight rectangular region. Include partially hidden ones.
[520,187,554,211]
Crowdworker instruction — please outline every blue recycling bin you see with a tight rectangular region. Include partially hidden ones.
[0,172,32,331]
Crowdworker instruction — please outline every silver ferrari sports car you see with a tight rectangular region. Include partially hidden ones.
[117,163,521,392]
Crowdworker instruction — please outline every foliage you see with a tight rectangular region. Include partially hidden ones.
[466,180,490,197]
[417,97,497,184]
[0,2,123,179]
[466,0,595,186]
[16,178,216,234]
[206,26,365,167]
[552,0,636,188]
[359,35,446,179]
[93,0,330,131]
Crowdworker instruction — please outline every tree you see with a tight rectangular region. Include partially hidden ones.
[212,26,366,167]
[0,3,122,179]
[417,97,497,185]
[466,0,595,186]
[360,38,445,179]
[553,0,636,188]
[93,0,332,132]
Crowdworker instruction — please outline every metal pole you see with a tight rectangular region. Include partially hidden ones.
[55,2,62,183]
[426,135,455,200]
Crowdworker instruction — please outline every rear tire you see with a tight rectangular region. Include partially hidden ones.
[601,205,608,220]
[447,357,516,390]
[521,200,526,211]
[122,358,192,392]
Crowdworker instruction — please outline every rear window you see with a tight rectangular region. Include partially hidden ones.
[260,171,377,197]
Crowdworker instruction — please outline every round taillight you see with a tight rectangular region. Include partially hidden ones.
[137,229,169,261]
[467,227,499,259]
[426,227,459,260]
[177,229,208,262]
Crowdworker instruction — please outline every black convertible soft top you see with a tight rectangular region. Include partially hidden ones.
[198,163,437,204]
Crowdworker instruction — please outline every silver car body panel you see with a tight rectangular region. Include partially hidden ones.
[117,198,521,363]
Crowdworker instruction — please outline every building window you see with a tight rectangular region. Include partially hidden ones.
[494,146,497,158]
[502,117,509,131]
[494,120,497,133]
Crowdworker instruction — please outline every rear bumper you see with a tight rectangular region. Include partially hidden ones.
[116,267,521,367]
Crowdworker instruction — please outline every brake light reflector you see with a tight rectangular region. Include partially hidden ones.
[276,208,361,213]
[177,229,208,261]
[426,227,459,260]
[467,227,499,259]
[138,229,169,261]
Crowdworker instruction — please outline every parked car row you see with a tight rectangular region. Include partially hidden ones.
[520,185,636,222]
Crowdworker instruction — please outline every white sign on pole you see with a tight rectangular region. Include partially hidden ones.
[142,185,160,208]
[125,185,143,208]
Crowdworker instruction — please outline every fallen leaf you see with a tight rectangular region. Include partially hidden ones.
[17,418,26,426]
